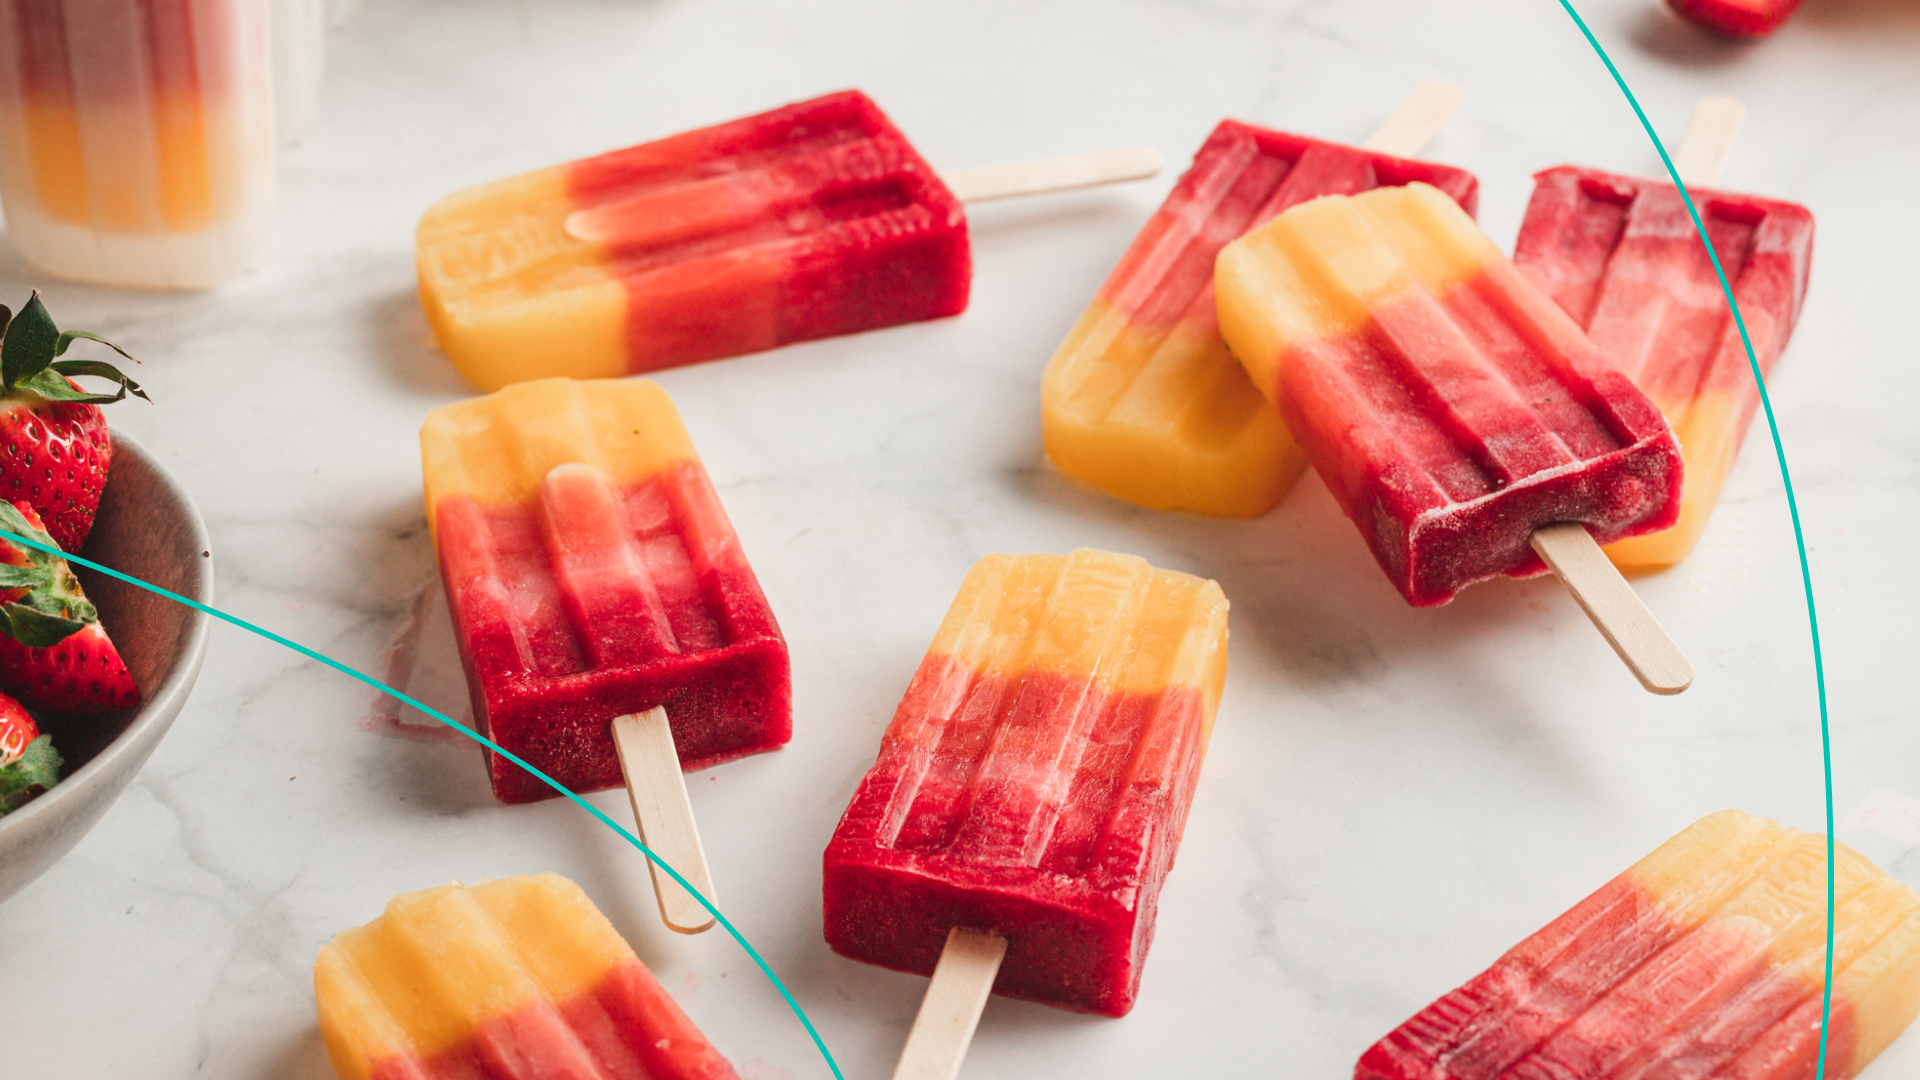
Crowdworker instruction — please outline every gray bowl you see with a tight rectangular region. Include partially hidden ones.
[0,433,213,904]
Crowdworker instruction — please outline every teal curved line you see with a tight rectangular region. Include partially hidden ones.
[3,528,847,1080]
[1552,5,1836,1076]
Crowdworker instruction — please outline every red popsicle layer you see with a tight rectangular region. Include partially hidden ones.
[421,379,790,805]
[824,549,1228,1017]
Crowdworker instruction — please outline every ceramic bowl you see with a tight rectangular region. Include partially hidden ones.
[0,432,213,904]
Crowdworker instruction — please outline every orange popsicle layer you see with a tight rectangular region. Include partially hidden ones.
[1357,809,1920,1080]
[315,874,738,1080]
[824,549,1228,1016]
[1041,121,1479,518]
[1515,167,1815,571]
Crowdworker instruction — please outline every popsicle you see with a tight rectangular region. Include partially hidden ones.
[1215,182,1692,693]
[1357,809,1920,1080]
[421,377,788,931]
[1040,80,1478,518]
[824,549,1228,1074]
[314,873,740,1080]
[417,89,1161,392]
[0,0,275,287]
[1514,95,1815,572]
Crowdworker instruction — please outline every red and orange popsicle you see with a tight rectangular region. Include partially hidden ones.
[314,873,739,1080]
[1358,809,1920,1080]
[824,548,1228,1026]
[1214,181,1691,691]
[1513,103,1814,572]
[417,90,969,391]
[420,378,790,807]
[1215,183,1683,607]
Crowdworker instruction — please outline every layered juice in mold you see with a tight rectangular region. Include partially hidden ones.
[0,0,274,286]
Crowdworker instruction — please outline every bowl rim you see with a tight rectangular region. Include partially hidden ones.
[0,432,214,835]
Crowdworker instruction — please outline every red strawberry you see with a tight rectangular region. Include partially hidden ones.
[0,691,35,763]
[0,292,147,553]
[0,689,60,814]
[1666,0,1802,37]
[0,499,137,714]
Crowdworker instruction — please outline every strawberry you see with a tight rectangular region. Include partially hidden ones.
[0,690,60,814]
[0,292,147,553]
[1666,0,1802,37]
[0,499,137,714]
[0,691,36,762]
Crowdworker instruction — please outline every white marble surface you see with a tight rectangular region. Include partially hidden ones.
[3,0,1919,1077]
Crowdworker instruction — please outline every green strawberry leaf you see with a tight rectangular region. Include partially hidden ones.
[54,328,137,364]
[50,358,147,401]
[21,366,137,405]
[0,734,62,814]
[1,292,57,391]
[0,564,46,589]
[0,601,86,647]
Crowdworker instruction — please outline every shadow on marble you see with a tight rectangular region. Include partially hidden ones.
[964,192,1150,245]
[1627,6,1755,68]
[365,285,472,396]
[1796,0,1920,30]
[258,1025,336,1080]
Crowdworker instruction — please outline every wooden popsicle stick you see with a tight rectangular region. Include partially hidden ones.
[610,707,718,934]
[1671,94,1745,188]
[940,145,1163,204]
[1360,79,1465,157]
[1531,523,1693,695]
[891,927,1008,1080]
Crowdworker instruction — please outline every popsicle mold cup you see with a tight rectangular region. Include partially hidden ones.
[1358,809,1920,1080]
[0,0,274,287]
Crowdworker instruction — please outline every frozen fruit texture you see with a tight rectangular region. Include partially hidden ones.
[1215,183,1682,606]
[315,873,739,1080]
[417,90,969,391]
[824,549,1228,1017]
[1356,809,1920,1080]
[1515,166,1813,570]
[1042,120,1477,518]
[421,378,789,805]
